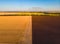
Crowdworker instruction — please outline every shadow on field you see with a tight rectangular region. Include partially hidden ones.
[32,16,60,44]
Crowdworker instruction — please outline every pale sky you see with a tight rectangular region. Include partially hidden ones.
[0,0,60,11]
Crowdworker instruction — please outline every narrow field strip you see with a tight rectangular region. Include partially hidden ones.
[0,12,60,16]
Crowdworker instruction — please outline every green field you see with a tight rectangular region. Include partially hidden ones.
[0,12,60,16]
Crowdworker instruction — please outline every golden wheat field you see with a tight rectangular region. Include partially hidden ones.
[0,15,32,44]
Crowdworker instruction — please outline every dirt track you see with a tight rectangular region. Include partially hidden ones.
[32,16,60,44]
